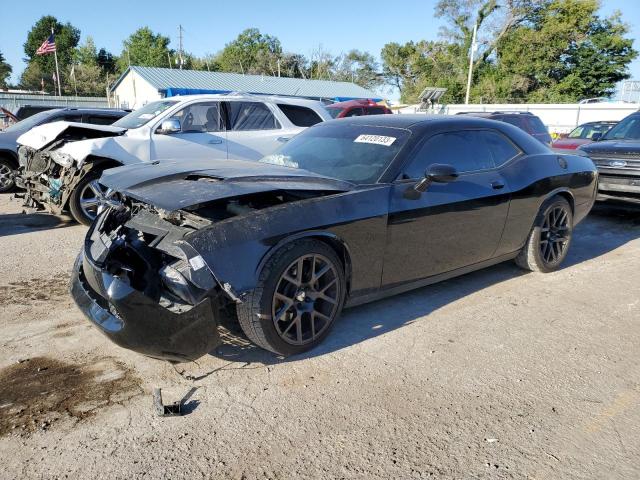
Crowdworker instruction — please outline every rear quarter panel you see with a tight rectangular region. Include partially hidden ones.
[496,153,597,256]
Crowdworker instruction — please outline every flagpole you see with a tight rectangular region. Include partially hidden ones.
[52,27,62,96]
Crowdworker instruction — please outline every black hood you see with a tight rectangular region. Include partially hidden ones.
[99,158,354,211]
[580,139,640,156]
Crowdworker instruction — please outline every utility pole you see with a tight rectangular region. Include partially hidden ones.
[52,27,62,96]
[465,22,478,105]
[178,24,184,70]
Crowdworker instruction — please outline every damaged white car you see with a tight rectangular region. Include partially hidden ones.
[16,94,331,224]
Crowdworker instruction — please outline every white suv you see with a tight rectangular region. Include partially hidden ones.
[17,94,331,224]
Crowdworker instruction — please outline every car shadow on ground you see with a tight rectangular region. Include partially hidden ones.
[208,203,640,368]
[0,212,75,237]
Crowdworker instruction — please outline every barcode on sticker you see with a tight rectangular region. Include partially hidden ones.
[354,134,396,146]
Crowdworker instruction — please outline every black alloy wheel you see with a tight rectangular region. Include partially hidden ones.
[539,205,571,265]
[272,254,340,345]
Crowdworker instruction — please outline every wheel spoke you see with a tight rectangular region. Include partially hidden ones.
[87,180,102,197]
[81,198,100,208]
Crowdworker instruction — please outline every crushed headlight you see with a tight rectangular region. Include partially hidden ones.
[159,263,205,305]
[49,150,74,168]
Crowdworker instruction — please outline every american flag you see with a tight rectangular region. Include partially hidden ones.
[36,34,56,55]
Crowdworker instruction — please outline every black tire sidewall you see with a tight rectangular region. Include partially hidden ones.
[0,157,16,193]
[255,240,346,356]
[532,197,573,272]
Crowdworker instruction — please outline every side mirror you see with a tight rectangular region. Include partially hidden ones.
[591,132,602,142]
[413,163,458,193]
[158,118,181,134]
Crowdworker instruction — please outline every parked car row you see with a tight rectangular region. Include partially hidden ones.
[8,94,638,362]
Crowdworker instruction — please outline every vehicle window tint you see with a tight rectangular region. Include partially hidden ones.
[403,130,495,178]
[497,115,528,130]
[86,115,117,125]
[277,104,323,127]
[344,108,364,117]
[527,116,548,134]
[227,102,279,131]
[61,114,82,123]
[366,106,386,115]
[481,130,521,166]
[170,102,222,133]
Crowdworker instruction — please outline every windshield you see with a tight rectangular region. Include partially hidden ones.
[603,115,640,141]
[4,109,58,133]
[568,123,614,139]
[326,107,343,119]
[112,100,178,129]
[259,124,411,184]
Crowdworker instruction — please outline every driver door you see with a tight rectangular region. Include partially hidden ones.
[381,129,512,288]
[150,101,227,161]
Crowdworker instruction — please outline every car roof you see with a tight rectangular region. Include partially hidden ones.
[324,113,514,131]
[166,93,325,108]
[326,99,382,109]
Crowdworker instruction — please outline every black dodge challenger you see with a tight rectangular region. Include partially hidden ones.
[71,115,598,361]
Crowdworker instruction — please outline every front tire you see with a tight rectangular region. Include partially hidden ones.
[515,196,573,272]
[68,171,107,226]
[0,157,16,193]
[237,239,346,356]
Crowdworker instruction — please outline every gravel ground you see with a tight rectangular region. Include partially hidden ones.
[0,193,639,480]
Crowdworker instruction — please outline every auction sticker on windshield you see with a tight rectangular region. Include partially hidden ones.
[354,134,396,146]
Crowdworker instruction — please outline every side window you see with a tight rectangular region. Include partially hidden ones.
[403,131,495,179]
[526,116,548,134]
[61,114,82,123]
[86,115,118,125]
[277,104,323,127]
[170,102,222,133]
[366,106,386,115]
[227,102,279,131]
[480,130,521,166]
[344,108,364,117]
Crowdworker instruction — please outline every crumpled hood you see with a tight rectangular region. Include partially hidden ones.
[17,121,125,150]
[99,158,354,211]
[580,140,640,156]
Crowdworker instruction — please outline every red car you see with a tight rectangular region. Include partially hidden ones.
[552,121,617,150]
[326,99,392,118]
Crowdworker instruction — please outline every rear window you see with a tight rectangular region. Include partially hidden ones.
[326,107,343,119]
[366,106,387,115]
[87,115,119,125]
[527,116,548,134]
[227,102,279,131]
[277,104,323,127]
[496,115,529,130]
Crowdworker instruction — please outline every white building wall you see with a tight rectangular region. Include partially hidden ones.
[399,103,639,134]
[111,70,162,110]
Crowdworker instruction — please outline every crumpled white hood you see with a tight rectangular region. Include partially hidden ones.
[17,121,125,150]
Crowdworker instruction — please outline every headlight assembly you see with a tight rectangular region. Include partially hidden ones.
[49,150,75,168]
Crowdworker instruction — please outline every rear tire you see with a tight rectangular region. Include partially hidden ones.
[515,196,573,273]
[0,157,16,193]
[237,239,346,356]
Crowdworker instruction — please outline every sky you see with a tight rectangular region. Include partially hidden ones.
[1,0,639,100]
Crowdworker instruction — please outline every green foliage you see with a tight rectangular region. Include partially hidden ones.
[0,51,12,88]
[382,0,637,103]
[21,15,80,91]
[116,27,172,72]
[332,50,383,90]
[216,28,282,75]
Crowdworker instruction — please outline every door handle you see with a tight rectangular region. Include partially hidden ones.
[277,136,291,142]
[208,138,223,144]
[491,181,505,190]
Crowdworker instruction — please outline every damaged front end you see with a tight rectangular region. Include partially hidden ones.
[16,123,124,214]
[18,144,86,213]
[71,200,234,362]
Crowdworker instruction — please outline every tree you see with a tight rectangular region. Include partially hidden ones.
[116,27,172,72]
[332,50,383,90]
[0,51,12,88]
[97,48,117,75]
[22,15,80,91]
[216,28,282,75]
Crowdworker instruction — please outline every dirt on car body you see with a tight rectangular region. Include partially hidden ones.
[0,356,142,437]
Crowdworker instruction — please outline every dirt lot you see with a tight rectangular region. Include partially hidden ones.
[0,193,639,480]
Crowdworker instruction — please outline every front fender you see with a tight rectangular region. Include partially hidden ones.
[183,186,390,300]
